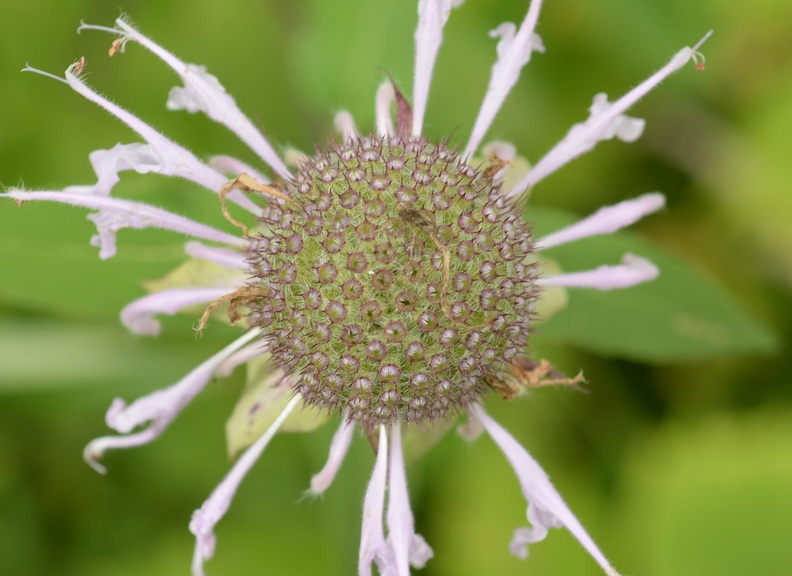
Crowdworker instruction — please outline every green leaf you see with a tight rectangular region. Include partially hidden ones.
[225,355,331,459]
[143,258,246,293]
[401,418,455,465]
[528,205,778,362]
[615,411,792,576]
[0,319,232,391]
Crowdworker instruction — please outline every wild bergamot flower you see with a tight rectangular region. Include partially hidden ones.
[4,1,711,575]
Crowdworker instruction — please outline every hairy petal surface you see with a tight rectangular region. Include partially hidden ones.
[376,81,396,137]
[63,143,161,197]
[470,404,622,576]
[62,65,228,193]
[412,0,463,136]
[190,394,301,576]
[465,0,545,157]
[83,329,262,474]
[507,35,711,198]
[536,193,665,250]
[309,418,355,495]
[184,241,249,270]
[537,254,659,290]
[84,19,291,181]
[387,421,433,574]
[120,287,239,336]
[2,190,245,259]
[208,155,269,183]
[335,110,359,143]
[359,426,393,576]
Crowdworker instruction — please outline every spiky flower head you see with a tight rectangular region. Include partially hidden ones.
[2,2,712,576]
[252,134,536,429]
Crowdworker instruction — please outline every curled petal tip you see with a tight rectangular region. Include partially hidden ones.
[83,442,108,475]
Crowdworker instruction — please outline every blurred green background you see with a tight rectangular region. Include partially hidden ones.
[1,0,791,575]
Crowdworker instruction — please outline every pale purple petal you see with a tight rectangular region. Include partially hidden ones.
[184,241,249,270]
[32,61,260,214]
[86,19,291,181]
[63,143,160,197]
[509,506,564,559]
[470,404,622,576]
[376,81,396,137]
[335,110,359,143]
[537,254,659,290]
[586,93,646,142]
[214,341,270,378]
[387,421,413,576]
[456,414,484,441]
[309,418,355,495]
[412,0,462,136]
[359,426,392,576]
[507,34,711,198]
[83,329,262,474]
[464,0,545,157]
[387,421,434,575]
[208,155,269,183]
[409,534,434,570]
[121,287,239,336]
[2,190,246,259]
[536,193,665,250]
[190,394,301,576]
[63,67,221,191]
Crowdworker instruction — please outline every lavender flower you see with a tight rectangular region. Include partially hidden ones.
[3,2,711,575]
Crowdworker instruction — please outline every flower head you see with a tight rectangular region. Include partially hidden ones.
[3,3,710,575]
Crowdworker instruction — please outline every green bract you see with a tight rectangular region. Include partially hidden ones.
[248,136,538,428]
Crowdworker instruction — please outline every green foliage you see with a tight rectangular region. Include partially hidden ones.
[1,1,791,576]
[226,355,330,459]
[531,206,778,361]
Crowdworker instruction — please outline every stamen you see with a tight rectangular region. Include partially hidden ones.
[21,63,68,84]
[190,394,301,576]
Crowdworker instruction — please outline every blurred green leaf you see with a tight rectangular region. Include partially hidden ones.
[226,355,330,459]
[143,258,246,292]
[0,319,227,390]
[616,411,792,576]
[0,201,187,320]
[530,206,777,362]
